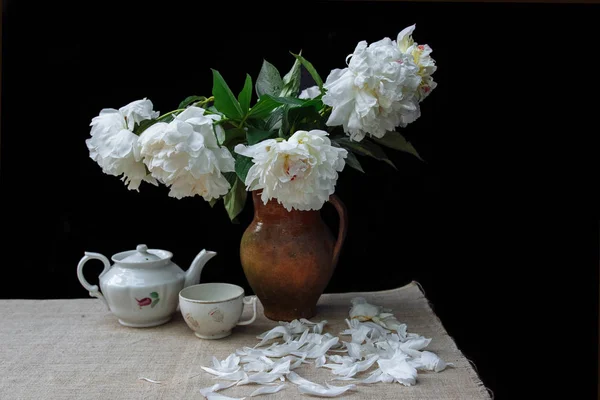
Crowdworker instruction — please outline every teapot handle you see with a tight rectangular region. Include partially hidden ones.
[328,195,348,269]
[77,252,111,310]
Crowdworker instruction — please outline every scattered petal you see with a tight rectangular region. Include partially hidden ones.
[244,361,268,373]
[315,355,326,368]
[200,382,236,397]
[201,366,241,377]
[298,383,357,397]
[343,342,362,360]
[357,369,395,384]
[304,337,339,359]
[215,371,248,382]
[209,354,241,373]
[256,326,291,346]
[250,384,286,397]
[286,371,322,387]
[138,377,162,384]
[409,351,451,372]
[204,393,245,400]
[349,297,381,321]
[377,351,417,386]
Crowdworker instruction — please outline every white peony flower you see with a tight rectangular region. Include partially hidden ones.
[299,86,321,100]
[322,37,421,142]
[138,106,235,201]
[86,102,159,191]
[119,98,160,130]
[234,130,347,211]
[397,25,437,101]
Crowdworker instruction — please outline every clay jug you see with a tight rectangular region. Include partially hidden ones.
[240,191,348,321]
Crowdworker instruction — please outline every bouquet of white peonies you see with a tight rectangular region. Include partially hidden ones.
[86,25,436,221]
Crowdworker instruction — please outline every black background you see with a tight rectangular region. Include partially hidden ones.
[2,1,599,398]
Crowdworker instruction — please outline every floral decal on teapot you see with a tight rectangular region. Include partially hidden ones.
[136,292,160,309]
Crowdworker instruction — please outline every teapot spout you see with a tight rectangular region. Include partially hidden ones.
[184,249,217,288]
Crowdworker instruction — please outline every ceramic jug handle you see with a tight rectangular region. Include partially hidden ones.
[328,195,348,269]
[77,252,111,310]
[237,296,258,326]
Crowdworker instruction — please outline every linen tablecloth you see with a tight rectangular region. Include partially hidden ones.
[0,282,491,399]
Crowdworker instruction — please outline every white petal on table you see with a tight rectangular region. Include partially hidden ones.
[211,354,241,373]
[202,366,241,377]
[357,369,395,384]
[200,382,237,397]
[289,355,306,370]
[269,359,291,375]
[204,392,246,400]
[244,361,268,373]
[256,326,291,346]
[329,354,379,378]
[377,356,417,386]
[409,350,453,372]
[327,355,354,365]
[238,361,290,386]
[310,320,328,334]
[298,383,357,397]
[250,384,286,397]
[138,377,162,384]
[286,371,324,388]
[400,336,432,351]
[343,342,362,360]
[315,355,326,368]
[214,371,248,382]
[304,337,339,359]
[361,321,391,339]
[349,297,382,321]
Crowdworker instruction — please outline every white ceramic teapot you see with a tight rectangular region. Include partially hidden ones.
[77,244,217,327]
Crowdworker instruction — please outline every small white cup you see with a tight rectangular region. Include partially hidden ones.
[179,283,258,339]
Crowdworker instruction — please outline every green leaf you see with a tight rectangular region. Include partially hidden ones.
[247,96,281,120]
[262,94,304,107]
[178,95,206,109]
[345,151,365,173]
[256,60,283,98]
[300,98,323,110]
[279,56,301,97]
[133,119,159,136]
[246,127,276,145]
[281,105,291,137]
[211,69,243,120]
[332,139,364,173]
[223,172,238,187]
[234,154,254,183]
[287,104,322,133]
[238,74,253,114]
[150,292,159,299]
[208,198,219,208]
[335,137,397,170]
[150,299,159,308]
[246,94,303,121]
[224,177,248,223]
[372,131,424,162]
[291,53,323,90]
[264,107,284,131]
[222,128,246,148]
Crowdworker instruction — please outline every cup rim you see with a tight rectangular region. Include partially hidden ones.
[179,283,244,304]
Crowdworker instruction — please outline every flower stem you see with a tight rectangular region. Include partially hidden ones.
[319,106,332,117]
[194,96,214,107]
[156,109,185,121]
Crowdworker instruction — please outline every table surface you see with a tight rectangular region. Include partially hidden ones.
[0,282,491,400]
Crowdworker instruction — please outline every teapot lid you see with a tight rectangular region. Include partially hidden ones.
[121,244,162,263]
